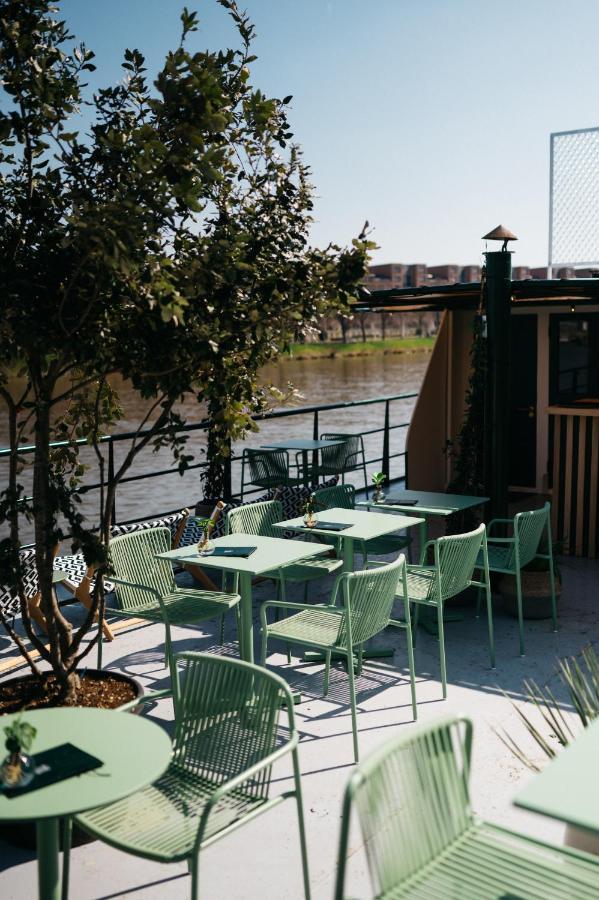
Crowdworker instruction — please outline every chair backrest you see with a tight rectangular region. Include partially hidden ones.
[109,527,175,611]
[244,448,289,484]
[435,523,485,601]
[173,652,291,800]
[335,716,473,899]
[226,499,283,538]
[513,502,550,569]
[320,433,363,472]
[337,557,404,648]
[314,483,355,511]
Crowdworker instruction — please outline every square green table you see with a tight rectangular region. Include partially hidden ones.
[0,707,172,900]
[273,506,424,573]
[514,718,599,835]
[358,489,489,552]
[157,533,328,663]
[261,438,345,486]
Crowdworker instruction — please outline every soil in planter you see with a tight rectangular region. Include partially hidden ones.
[0,672,136,714]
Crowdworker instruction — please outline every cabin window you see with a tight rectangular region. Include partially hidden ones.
[549,313,599,405]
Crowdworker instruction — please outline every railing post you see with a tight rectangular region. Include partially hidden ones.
[382,400,390,483]
[311,410,319,487]
[223,437,233,502]
[108,440,117,525]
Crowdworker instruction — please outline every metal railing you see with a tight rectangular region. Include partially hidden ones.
[0,391,417,526]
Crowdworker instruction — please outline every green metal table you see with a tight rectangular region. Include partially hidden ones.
[0,707,172,900]
[358,490,489,551]
[274,506,423,573]
[514,718,599,834]
[158,534,328,663]
[261,438,344,486]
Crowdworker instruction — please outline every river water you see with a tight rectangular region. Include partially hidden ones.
[1,351,430,536]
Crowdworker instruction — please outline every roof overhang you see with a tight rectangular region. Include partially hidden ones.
[352,278,599,313]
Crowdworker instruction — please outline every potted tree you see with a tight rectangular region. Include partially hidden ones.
[0,0,371,711]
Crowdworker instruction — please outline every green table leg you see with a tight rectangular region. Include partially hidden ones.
[36,818,60,900]
[238,571,254,664]
[418,518,428,560]
[342,536,355,573]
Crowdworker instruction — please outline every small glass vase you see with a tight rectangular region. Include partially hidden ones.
[373,488,385,503]
[304,512,317,528]
[0,750,35,788]
[196,531,214,555]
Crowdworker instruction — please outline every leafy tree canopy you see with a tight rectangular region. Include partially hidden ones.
[0,0,372,699]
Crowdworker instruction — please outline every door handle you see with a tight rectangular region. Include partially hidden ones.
[516,406,536,418]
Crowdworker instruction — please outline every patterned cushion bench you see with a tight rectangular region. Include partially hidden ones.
[1,510,190,642]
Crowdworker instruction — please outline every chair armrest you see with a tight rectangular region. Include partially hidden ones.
[419,539,436,565]
[262,599,342,615]
[486,537,516,545]
[487,518,515,536]
[117,688,173,713]
[196,734,301,848]
[110,577,162,601]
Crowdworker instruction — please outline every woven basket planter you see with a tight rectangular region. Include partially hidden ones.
[499,571,561,620]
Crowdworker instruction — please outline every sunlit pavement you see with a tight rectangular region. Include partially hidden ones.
[1,550,597,899]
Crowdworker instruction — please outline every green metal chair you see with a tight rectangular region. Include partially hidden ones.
[226,499,342,602]
[406,523,493,699]
[305,433,369,495]
[314,483,412,563]
[334,714,599,900]
[475,501,556,657]
[240,447,304,500]
[65,652,311,900]
[108,528,240,701]
[260,556,417,762]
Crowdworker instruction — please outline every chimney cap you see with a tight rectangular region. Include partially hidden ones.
[482,224,518,242]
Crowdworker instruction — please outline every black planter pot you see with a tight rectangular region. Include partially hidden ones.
[0,669,144,850]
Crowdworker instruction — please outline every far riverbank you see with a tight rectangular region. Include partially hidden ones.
[287,336,435,360]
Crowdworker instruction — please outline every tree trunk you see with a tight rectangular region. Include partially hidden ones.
[33,383,79,703]
[359,314,367,343]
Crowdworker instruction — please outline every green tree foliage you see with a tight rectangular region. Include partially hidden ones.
[0,0,371,701]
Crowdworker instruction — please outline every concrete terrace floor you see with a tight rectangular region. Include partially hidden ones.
[1,549,598,899]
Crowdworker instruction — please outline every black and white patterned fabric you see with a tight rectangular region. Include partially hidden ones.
[179,479,339,546]
[53,510,189,594]
[1,511,189,619]
[52,554,115,595]
[110,509,189,543]
[0,548,39,618]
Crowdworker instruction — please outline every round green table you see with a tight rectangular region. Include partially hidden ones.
[0,707,172,900]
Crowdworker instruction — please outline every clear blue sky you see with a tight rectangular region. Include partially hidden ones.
[60,0,599,269]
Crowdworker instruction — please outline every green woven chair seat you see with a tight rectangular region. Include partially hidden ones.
[404,567,438,604]
[110,589,239,624]
[77,764,265,864]
[266,556,343,583]
[377,822,599,899]
[267,606,343,648]
[475,544,511,571]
